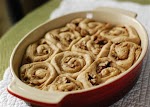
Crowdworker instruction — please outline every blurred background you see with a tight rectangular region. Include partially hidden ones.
[0,0,48,38]
[0,0,150,38]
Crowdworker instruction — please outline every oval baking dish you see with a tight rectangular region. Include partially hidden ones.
[8,7,148,107]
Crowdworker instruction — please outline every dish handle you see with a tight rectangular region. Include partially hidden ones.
[94,7,137,18]
[7,78,68,106]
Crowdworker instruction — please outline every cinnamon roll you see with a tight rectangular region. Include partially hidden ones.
[47,74,83,92]
[96,58,125,82]
[77,57,125,88]
[76,67,101,88]
[71,35,112,59]
[45,26,81,51]
[99,25,141,44]
[79,18,109,35]
[51,51,93,78]
[108,42,142,70]
[20,62,57,90]
[22,38,60,64]
[66,18,88,37]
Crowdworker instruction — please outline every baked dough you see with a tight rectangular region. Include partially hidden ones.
[72,35,112,59]
[108,42,142,70]
[47,74,83,92]
[20,62,57,90]
[22,39,60,64]
[20,18,142,92]
[45,26,81,51]
[99,25,141,44]
[79,18,109,35]
[51,51,93,78]
[77,57,125,88]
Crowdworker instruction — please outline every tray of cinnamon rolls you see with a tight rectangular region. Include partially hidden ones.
[20,18,142,92]
[8,8,148,107]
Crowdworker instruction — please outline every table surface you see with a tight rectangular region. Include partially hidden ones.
[0,0,150,80]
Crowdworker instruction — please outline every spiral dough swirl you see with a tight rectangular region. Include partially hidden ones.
[20,62,57,90]
[108,42,142,70]
[77,57,125,88]
[99,25,140,44]
[45,26,81,51]
[23,39,60,64]
[47,74,83,92]
[72,35,112,59]
[51,51,93,78]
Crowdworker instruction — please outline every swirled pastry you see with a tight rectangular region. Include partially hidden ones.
[20,62,57,90]
[99,25,141,44]
[77,57,125,88]
[22,38,60,64]
[66,18,88,37]
[76,67,101,88]
[51,51,93,78]
[47,74,83,92]
[72,36,112,59]
[79,18,109,35]
[108,42,142,70]
[95,58,125,82]
[45,26,81,51]
[20,17,142,92]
